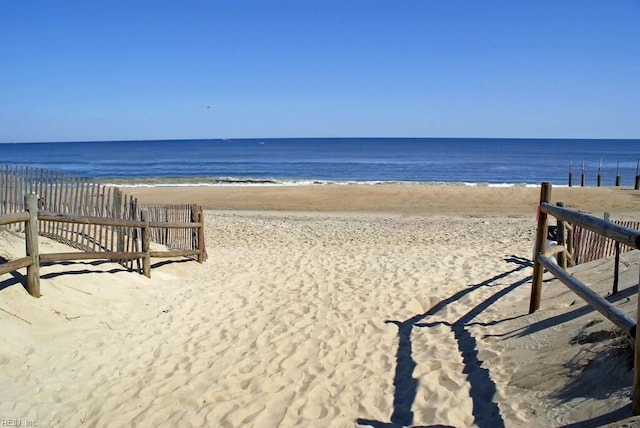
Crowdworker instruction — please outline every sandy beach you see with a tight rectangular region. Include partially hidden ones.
[1,185,640,427]
[124,183,640,217]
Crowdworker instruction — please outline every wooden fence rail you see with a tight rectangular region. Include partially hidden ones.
[0,194,206,297]
[0,195,40,296]
[530,182,640,414]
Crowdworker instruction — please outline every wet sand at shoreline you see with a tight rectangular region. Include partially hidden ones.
[125,184,640,217]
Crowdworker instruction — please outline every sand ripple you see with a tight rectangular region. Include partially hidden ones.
[3,211,635,426]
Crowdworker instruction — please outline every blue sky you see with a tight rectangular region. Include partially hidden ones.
[2,1,639,142]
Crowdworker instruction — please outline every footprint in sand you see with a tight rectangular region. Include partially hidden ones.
[407,295,439,314]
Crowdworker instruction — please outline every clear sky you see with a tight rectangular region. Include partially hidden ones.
[2,1,639,142]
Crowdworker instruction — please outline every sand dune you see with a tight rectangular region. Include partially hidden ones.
[1,186,640,427]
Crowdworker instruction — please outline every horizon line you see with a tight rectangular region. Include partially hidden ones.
[2,136,639,144]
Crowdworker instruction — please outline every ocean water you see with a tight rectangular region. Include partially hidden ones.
[0,138,638,186]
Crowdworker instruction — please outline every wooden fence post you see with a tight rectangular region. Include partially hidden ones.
[114,188,124,261]
[613,242,620,295]
[141,209,151,278]
[197,210,206,263]
[24,193,40,297]
[556,202,567,269]
[568,162,573,187]
[634,263,640,415]
[530,182,551,314]
[602,212,611,261]
[603,211,621,295]
[566,222,575,267]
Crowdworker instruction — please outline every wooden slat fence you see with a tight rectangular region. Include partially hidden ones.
[0,165,206,269]
[570,219,639,265]
[139,204,202,251]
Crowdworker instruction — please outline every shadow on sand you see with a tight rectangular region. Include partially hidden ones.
[357,255,532,428]
[0,257,196,291]
[558,403,636,428]
[486,284,637,341]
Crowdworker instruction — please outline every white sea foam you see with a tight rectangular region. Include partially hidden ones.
[109,177,548,188]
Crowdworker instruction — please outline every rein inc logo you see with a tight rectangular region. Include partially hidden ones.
[1,419,37,427]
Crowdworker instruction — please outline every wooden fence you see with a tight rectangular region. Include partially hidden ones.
[530,182,640,414]
[0,165,207,290]
[0,164,206,270]
[572,218,640,265]
[0,194,206,298]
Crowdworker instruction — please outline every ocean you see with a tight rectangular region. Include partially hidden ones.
[1,138,638,187]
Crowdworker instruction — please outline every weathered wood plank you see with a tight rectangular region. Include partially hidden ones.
[530,182,551,313]
[542,202,640,250]
[40,251,146,262]
[537,253,636,338]
[0,256,32,276]
[39,212,146,227]
[24,194,40,297]
[150,250,201,258]
[0,212,30,225]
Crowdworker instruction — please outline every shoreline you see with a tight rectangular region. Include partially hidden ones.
[124,183,640,217]
[103,177,549,187]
